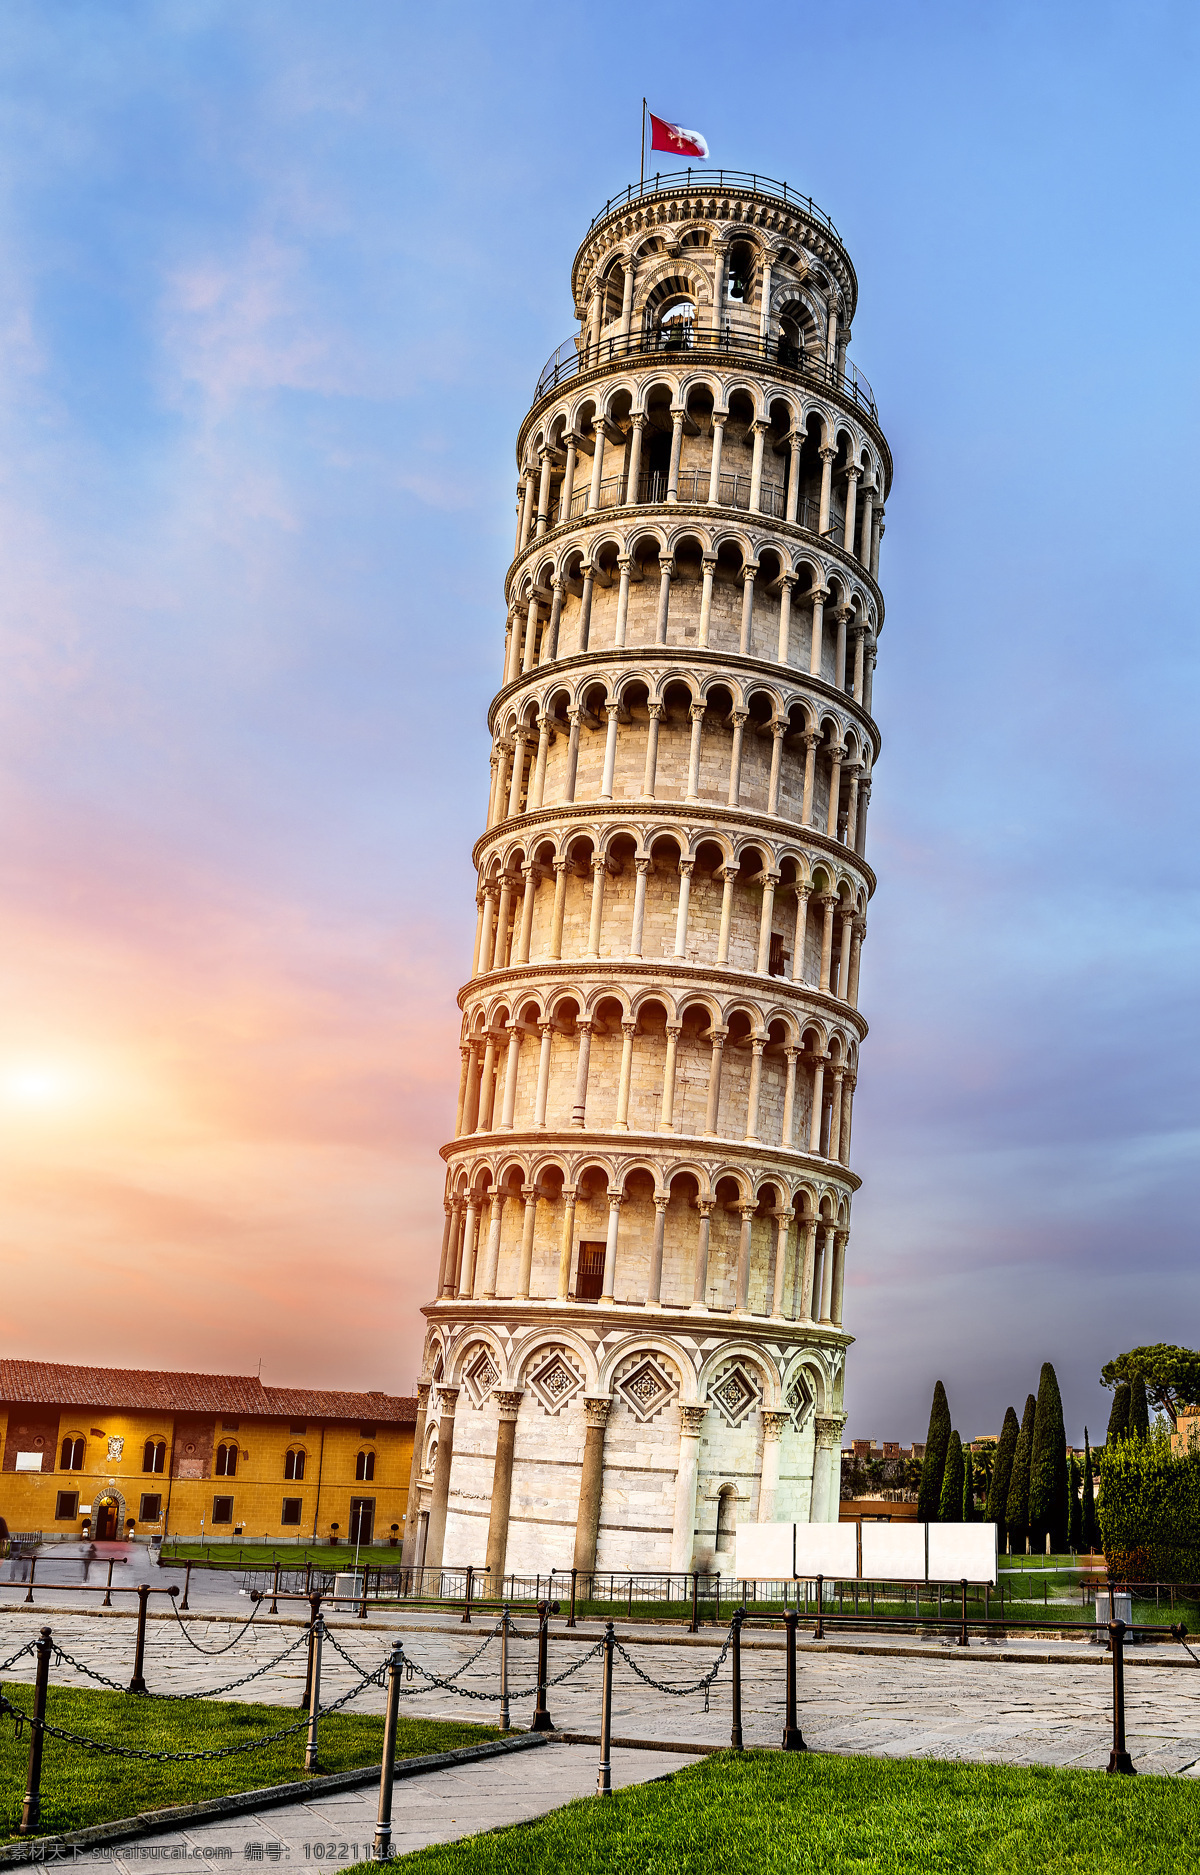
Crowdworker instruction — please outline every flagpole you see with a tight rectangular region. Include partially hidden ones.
[640,98,646,190]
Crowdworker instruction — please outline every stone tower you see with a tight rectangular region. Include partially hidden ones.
[405,169,891,1585]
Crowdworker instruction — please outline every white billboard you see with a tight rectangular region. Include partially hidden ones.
[860,1521,927,1580]
[926,1524,998,1584]
[733,1521,793,1579]
[793,1521,858,1578]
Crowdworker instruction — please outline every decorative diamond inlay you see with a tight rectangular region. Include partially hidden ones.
[463,1346,500,1407]
[614,1355,678,1425]
[786,1368,815,1432]
[709,1361,763,1429]
[528,1350,584,1416]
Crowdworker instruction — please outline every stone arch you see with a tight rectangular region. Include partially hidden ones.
[597,1335,698,1402]
[698,1341,782,1411]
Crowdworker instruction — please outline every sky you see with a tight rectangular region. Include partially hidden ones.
[1,0,1197,1445]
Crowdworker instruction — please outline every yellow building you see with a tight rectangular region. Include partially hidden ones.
[0,1361,416,1546]
[1172,1405,1200,1456]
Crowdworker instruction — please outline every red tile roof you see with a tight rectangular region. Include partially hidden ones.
[0,1361,415,1424]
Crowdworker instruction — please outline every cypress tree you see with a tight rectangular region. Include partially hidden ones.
[917,1380,952,1522]
[939,1431,964,1523]
[1028,1362,1069,1552]
[1129,1373,1150,1440]
[988,1405,1020,1546]
[1006,1393,1037,1552]
[1081,1429,1098,1551]
[1066,1452,1081,1551]
[1106,1381,1130,1445]
[962,1447,975,1522]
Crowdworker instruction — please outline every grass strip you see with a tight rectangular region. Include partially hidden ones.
[366,1748,1200,1875]
[0,1684,498,1843]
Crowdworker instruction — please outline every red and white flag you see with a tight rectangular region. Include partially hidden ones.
[648,112,709,160]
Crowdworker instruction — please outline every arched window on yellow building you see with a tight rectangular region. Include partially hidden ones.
[284,1448,306,1480]
[143,1440,166,1474]
[215,1442,239,1477]
[60,1436,85,1471]
[355,1449,375,1482]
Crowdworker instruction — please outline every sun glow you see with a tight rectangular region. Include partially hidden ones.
[2,1062,89,1111]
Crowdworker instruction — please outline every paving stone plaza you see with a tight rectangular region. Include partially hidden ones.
[2,1565,1199,1864]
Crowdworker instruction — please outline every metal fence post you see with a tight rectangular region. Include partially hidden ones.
[23,1554,36,1605]
[567,1567,578,1630]
[180,1560,192,1612]
[17,1627,52,1835]
[462,1565,473,1623]
[814,1573,824,1640]
[358,1572,369,1621]
[730,1609,744,1751]
[300,1593,322,1708]
[1106,1619,1135,1774]
[305,1615,324,1772]
[372,1639,404,1860]
[270,1562,280,1616]
[128,1582,151,1693]
[500,1607,511,1732]
[597,1621,615,1796]
[103,1558,115,1608]
[958,1578,969,1647]
[782,1609,806,1751]
[690,1571,700,1634]
[531,1597,558,1731]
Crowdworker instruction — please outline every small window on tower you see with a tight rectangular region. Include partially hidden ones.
[769,934,789,978]
[575,1242,606,1302]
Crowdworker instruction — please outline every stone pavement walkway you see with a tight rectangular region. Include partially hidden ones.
[3,1604,1200,1776]
[66,1742,694,1870]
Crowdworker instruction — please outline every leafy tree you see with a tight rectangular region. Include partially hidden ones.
[1106,1382,1130,1446]
[1100,1345,1200,1432]
[917,1380,952,1523]
[970,1437,997,1506]
[1066,1452,1081,1551]
[939,1431,964,1523]
[987,1406,1020,1545]
[962,1448,975,1523]
[1081,1429,1099,1551]
[1005,1394,1037,1552]
[1129,1373,1150,1440]
[1029,1362,1069,1551]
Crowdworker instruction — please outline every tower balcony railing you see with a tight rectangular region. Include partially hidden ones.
[563,471,839,538]
[587,169,841,241]
[535,324,877,422]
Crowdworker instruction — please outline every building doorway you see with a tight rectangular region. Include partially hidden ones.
[575,1242,606,1301]
[348,1498,375,1547]
[94,1499,119,1541]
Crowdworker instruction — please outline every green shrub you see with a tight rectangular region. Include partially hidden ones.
[1129,1373,1150,1440]
[1081,1428,1099,1550]
[987,1405,1019,1548]
[939,1431,964,1523]
[1066,1452,1081,1551]
[1106,1381,1130,1445]
[917,1380,952,1523]
[1098,1425,1200,1582]
[1005,1393,1036,1551]
[1028,1362,1068,1550]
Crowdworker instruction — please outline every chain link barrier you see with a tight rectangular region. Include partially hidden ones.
[612,1625,733,1714]
[398,1637,604,1703]
[0,1654,388,1764]
[40,1626,311,1704]
[169,1598,264,1655]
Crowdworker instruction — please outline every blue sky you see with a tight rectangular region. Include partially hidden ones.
[1,0,1197,1444]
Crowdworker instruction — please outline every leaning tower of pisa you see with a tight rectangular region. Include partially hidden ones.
[404,169,891,1584]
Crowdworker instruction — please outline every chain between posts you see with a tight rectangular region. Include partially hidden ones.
[0,1656,388,1766]
[612,1623,733,1711]
[45,1626,311,1703]
[169,1598,264,1655]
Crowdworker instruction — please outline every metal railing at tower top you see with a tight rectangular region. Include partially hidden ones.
[588,170,841,240]
[534,324,877,421]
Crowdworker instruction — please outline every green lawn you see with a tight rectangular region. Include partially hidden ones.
[160,1542,406,1571]
[365,1749,1200,1875]
[0,1684,499,1843]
